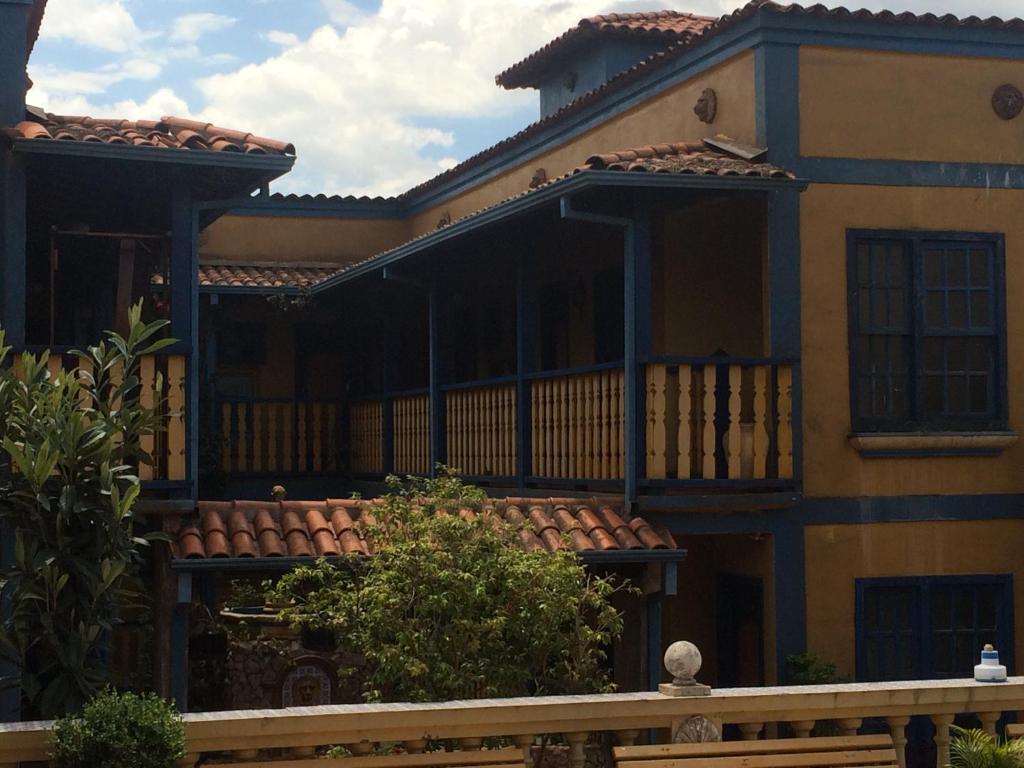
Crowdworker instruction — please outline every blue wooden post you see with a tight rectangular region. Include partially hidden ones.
[0,1,29,129]
[515,251,535,488]
[773,520,806,681]
[428,284,445,475]
[171,571,193,711]
[170,176,197,498]
[646,592,663,691]
[627,208,653,505]
[0,144,26,349]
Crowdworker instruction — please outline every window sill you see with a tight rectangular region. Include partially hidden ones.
[848,432,1018,457]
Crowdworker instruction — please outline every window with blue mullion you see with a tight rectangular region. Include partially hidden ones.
[847,230,1006,432]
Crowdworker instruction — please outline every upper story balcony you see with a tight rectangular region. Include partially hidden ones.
[207,168,804,509]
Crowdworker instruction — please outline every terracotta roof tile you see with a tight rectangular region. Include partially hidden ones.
[188,262,343,290]
[496,11,715,89]
[7,112,295,156]
[179,498,677,561]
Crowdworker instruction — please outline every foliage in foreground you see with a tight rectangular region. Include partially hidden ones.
[51,688,185,768]
[785,653,850,685]
[0,303,174,717]
[950,727,1024,768]
[271,470,627,702]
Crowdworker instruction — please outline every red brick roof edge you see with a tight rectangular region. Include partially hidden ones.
[176,497,677,560]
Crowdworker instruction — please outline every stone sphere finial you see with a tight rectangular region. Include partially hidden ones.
[664,641,702,685]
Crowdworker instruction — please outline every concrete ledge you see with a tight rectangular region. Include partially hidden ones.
[849,432,1018,458]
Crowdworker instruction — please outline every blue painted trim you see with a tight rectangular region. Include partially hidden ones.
[0,2,29,129]
[0,146,25,348]
[227,201,402,219]
[756,43,800,167]
[171,572,192,710]
[189,201,200,499]
[665,561,678,597]
[797,157,1024,188]
[12,137,295,174]
[428,284,444,474]
[646,593,663,692]
[773,520,807,679]
[856,447,1010,458]
[515,252,534,488]
[199,284,304,296]
[633,208,652,502]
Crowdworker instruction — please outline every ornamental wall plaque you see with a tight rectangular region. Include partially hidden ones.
[992,83,1023,120]
[694,88,717,124]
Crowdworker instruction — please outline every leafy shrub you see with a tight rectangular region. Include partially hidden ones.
[0,303,175,716]
[785,653,850,685]
[270,469,628,702]
[950,727,1024,768]
[51,688,185,768]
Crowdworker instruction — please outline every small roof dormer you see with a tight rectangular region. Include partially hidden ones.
[496,11,715,119]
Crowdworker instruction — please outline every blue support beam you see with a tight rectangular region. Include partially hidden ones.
[515,252,535,489]
[171,572,193,711]
[628,209,653,506]
[0,1,29,129]
[171,176,197,498]
[428,283,445,474]
[773,520,806,681]
[646,592,663,691]
[0,146,26,348]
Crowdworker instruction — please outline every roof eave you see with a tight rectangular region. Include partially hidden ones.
[312,169,805,294]
[11,136,296,174]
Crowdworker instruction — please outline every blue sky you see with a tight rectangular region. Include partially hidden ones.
[29,0,1023,197]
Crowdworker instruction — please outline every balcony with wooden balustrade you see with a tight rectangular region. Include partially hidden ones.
[0,641,1017,768]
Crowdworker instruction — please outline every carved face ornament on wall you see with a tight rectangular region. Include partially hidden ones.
[694,88,717,124]
[992,83,1023,120]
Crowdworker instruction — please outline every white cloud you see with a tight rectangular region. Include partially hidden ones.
[39,0,152,52]
[322,0,365,27]
[265,30,302,47]
[171,13,237,44]
[28,86,191,121]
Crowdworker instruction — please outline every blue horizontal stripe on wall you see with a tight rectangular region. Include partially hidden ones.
[647,492,1024,535]
[797,157,1024,188]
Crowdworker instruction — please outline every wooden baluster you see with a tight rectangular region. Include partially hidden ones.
[566,376,576,478]
[282,402,294,473]
[790,721,815,738]
[300,402,311,473]
[701,364,716,480]
[404,740,427,754]
[582,374,593,480]
[510,385,518,475]
[604,370,613,480]
[45,353,62,383]
[138,355,156,481]
[565,732,588,768]
[739,722,763,740]
[677,364,692,479]
[290,746,316,757]
[753,366,769,479]
[933,714,954,768]
[530,383,539,478]
[166,355,186,482]
[513,735,534,768]
[237,402,250,473]
[447,393,457,471]
[349,741,373,756]
[727,365,742,479]
[646,364,667,480]
[221,402,232,473]
[255,403,267,474]
[978,711,1000,737]
[777,366,793,479]
[562,376,571,479]
[887,716,910,768]
[488,387,496,474]
[617,369,625,478]
[460,738,484,751]
[394,399,403,473]
[837,718,862,736]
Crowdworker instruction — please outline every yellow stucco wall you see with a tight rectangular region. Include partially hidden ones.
[200,215,410,264]
[801,183,1024,498]
[409,51,758,236]
[805,520,1024,679]
[800,46,1024,163]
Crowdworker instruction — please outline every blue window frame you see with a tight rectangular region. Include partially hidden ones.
[855,575,1013,682]
[847,230,1007,432]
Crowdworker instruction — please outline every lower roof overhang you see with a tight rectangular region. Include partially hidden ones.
[170,547,688,573]
[312,168,807,295]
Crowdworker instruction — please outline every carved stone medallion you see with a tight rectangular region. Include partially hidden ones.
[672,715,722,743]
[281,661,333,707]
[694,88,717,124]
[992,84,1023,120]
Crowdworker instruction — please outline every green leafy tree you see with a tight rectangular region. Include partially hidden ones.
[52,688,185,768]
[271,470,627,702]
[950,727,1024,768]
[0,303,175,717]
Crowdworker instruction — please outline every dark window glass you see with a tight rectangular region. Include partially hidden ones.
[858,578,1011,683]
[849,234,1003,431]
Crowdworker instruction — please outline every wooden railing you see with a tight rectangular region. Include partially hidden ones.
[219,398,342,475]
[393,392,430,475]
[530,365,625,481]
[2,676,1022,768]
[20,350,186,483]
[645,360,793,482]
[446,380,517,477]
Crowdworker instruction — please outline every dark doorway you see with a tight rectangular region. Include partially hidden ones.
[717,574,765,688]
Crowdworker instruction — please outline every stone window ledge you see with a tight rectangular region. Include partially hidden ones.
[849,432,1018,457]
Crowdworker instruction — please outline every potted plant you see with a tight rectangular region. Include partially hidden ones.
[950,726,1024,768]
[52,689,185,768]
[226,578,267,614]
